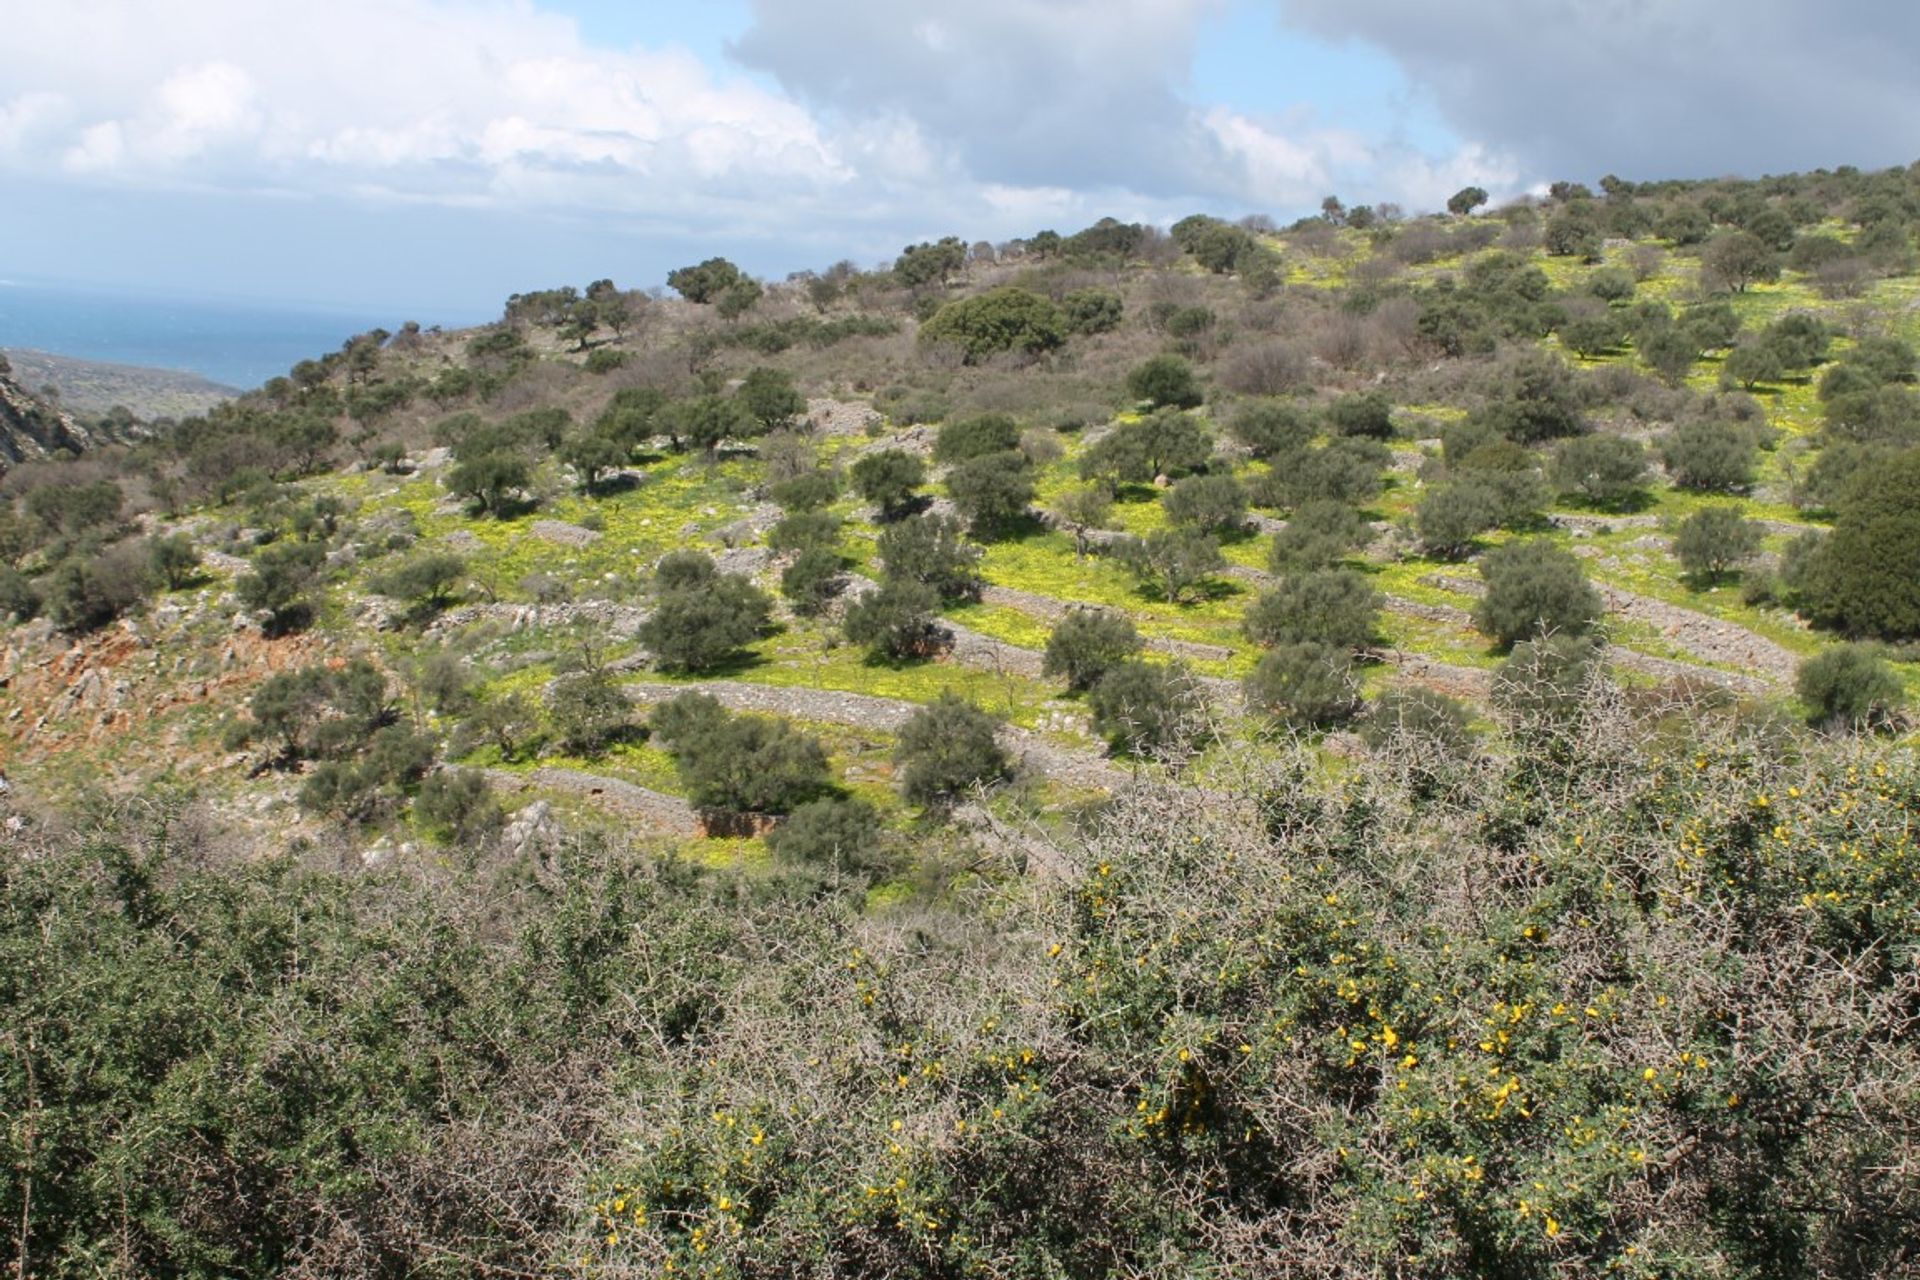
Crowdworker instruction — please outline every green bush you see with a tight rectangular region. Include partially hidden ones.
[1061,288,1123,335]
[1662,419,1758,491]
[1269,500,1372,573]
[1323,391,1395,439]
[1161,473,1246,534]
[769,469,841,513]
[640,573,771,674]
[767,511,842,554]
[1244,569,1380,653]
[1043,610,1143,691]
[1126,354,1203,409]
[849,449,926,519]
[945,450,1035,536]
[1078,410,1213,485]
[1362,686,1475,760]
[842,580,944,660]
[935,413,1021,463]
[1672,507,1762,584]
[919,287,1065,362]
[1112,529,1225,605]
[780,546,846,617]
[1088,659,1206,756]
[1794,449,1920,639]
[1251,438,1386,509]
[1226,401,1315,458]
[893,694,1009,806]
[547,670,633,755]
[1795,645,1906,731]
[876,513,984,602]
[1475,539,1603,648]
[1416,480,1504,560]
[768,797,890,875]
[1551,435,1649,507]
[653,694,831,814]
[1492,633,1603,725]
[1243,641,1362,728]
[236,539,327,632]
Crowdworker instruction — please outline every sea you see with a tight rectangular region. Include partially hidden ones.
[0,277,472,392]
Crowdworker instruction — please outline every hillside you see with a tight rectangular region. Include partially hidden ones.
[0,356,98,464]
[3,164,1920,1276]
[1,345,237,421]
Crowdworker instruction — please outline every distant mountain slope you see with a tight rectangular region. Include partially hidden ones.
[1,346,236,420]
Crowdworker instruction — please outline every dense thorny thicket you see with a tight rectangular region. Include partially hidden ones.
[5,680,1917,1278]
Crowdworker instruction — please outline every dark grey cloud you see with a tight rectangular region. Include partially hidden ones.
[727,0,1244,197]
[1278,0,1920,183]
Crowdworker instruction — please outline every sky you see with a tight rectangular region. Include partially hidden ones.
[1,0,1916,323]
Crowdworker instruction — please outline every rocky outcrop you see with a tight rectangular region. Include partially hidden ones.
[0,365,97,466]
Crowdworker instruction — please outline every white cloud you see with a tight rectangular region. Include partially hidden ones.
[0,0,1520,297]
[1276,0,1920,181]
[1,0,849,212]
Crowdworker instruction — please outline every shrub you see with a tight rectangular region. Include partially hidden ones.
[769,469,841,513]
[1269,500,1372,574]
[249,659,392,762]
[41,546,154,634]
[876,513,983,601]
[1078,411,1213,485]
[945,450,1035,535]
[1161,473,1246,534]
[446,451,532,516]
[546,670,632,755]
[1479,352,1585,444]
[842,580,944,660]
[935,413,1021,464]
[237,539,327,632]
[148,534,201,589]
[639,574,771,673]
[1794,449,1920,639]
[1551,435,1648,507]
[1362,686,1474,759]
[893,694,1008,806]
[1475,539,1603,648]
[849,449,926,519]
[768,797,889,875]
[1415,481,1504,560]
[1492,633,1603,725]
[780,546,846,617]
[656,697,832,814]
[370,552,466,613]
[1061,288,1123,335]
[667,256,746,302]
[1671,507,1762,584]
[1049,484,1115,558]
[1661,420,1758,492]
[919,287,1064,362]
[1126,354,1203,409]
[1244,569,1380,653]
[583,347,629,374]
[1243,642,1361,728]
[1043,610,1143,691]
[654,549,718,593]
[1112,529,1224,604]
[1795,645,1905,731]
[415,769,504,844]
[1088,660,1206,756]
[0,566,39,622]
[1226,401,1315,459]
[767,511,842,554]
[1323,391,1395,440]
[1252,439,1386,509]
